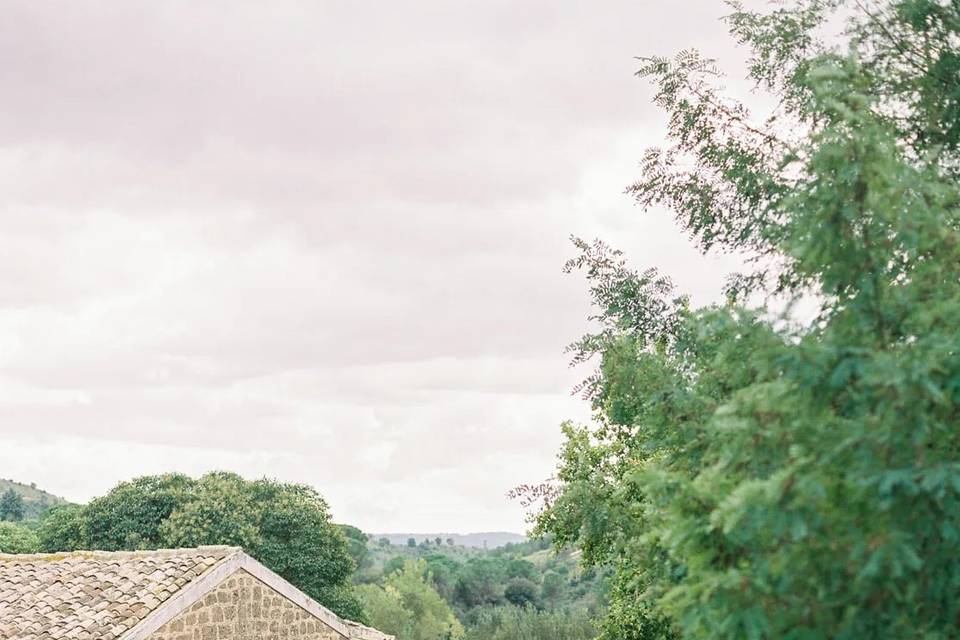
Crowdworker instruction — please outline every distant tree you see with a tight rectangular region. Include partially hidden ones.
[358,560,464,640]
[434,537,442,546]
[378,537,392,546]
[446,538,454,546]
[422,554,461,602]
[384,555,407,577]
[0,522,38,553]
[357,583,413,638]
[504,578,540,608]
[464,607,595,640]
[454,558,506,608]
[340,524,373,573]
[540,572,564,603]
[504,558,538,582]
[407,537,417,548]
[0,489,25,522]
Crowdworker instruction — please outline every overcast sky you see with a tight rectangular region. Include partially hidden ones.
[0,1,749,533]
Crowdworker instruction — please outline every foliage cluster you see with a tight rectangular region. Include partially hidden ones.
[462,607,596,640]
[530,1,960,639]
[34,472,365,621]
[0,521,38,553]
[0,489,25,522]
[354,535,606,640]
[0,478,68,521]
[357,560,465,640]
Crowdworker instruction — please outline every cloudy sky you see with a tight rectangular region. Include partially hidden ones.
[0,1,749,533]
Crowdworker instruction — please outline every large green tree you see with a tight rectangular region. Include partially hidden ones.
[530,1,960,639]
[37,472,365,622]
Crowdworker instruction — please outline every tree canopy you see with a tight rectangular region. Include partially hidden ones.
[529,1,960,638]
[37,472,365,622]
[357,560,465,640]
[0,522,38,553]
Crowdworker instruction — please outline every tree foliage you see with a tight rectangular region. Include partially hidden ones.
[462,607,596,640]
[358,560,465,640]
[531,1,960,639]
[36,472,364,622]
[0,489,25,522]
[36,504,85,553]
[0,522,38,553]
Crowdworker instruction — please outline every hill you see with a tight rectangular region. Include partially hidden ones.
[0,478,70,520]
[373,532,525,549]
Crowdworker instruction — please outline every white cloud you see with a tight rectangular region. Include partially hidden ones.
[0,0,748,532]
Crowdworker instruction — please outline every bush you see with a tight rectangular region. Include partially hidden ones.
[0,522,39,553]
[463,607,596,640]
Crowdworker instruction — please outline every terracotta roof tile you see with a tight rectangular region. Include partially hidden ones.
[0,546,238,640]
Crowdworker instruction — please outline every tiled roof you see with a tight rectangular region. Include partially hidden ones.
[0,546,239,640]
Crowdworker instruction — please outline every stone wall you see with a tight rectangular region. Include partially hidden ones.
[148,569,346,640]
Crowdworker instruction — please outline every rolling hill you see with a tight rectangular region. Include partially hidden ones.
[0,478,70,520]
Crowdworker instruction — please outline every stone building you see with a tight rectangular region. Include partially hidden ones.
[0,546,393,640]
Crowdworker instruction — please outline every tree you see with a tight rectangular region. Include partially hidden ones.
[384,555,408,577]
[37,472,365,621]
[454,558,506,608]
[0,522,38,553]
[357,582,414,638]
[159,472,261,550]
[341,524,374,578]
[504,558,538,582]
[463,607,596,640]
[422,553,461,602]
[434,537,443,546]
[82,473,194,550]
[529,1,960,639]
[0,489,25,522]
[407,537,417,548]
[358,560,464,640]
[540,572,564,603]
[37,504,85,552]
[503,578,540,608]
[446,538,455,546]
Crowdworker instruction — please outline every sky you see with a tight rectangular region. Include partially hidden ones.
[0,0,750,533]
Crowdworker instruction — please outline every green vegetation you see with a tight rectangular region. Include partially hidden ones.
[358,560,465,640]
[0,478,69,521]
[34,472,365,622]
[0,489,24,522]
[374,532,525,549]
[0,480,71,554]
[9,476,604,638]
[463,608,596,640]
[352,535,606,639]
[0,521,39,553]
[528,1,960,639]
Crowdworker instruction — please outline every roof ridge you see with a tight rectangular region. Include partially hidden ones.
[0,545,242,562]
